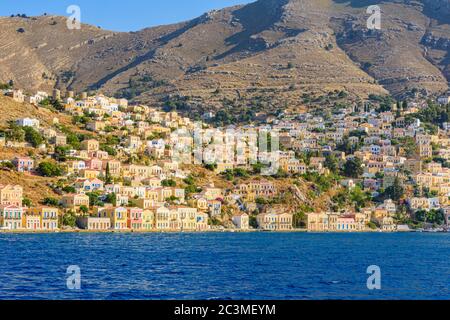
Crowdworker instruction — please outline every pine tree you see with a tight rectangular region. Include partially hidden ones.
[384,177,404,202]
[105,162,112,184]
[402,100,408,110]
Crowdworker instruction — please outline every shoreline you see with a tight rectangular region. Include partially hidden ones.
[0,229,438,234]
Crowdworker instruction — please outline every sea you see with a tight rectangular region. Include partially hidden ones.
[0,232,448,300]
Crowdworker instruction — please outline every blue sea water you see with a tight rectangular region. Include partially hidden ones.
[0,232,449,300]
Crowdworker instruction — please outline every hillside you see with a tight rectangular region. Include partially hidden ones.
[0,95,77,129]
[0,0,450,113]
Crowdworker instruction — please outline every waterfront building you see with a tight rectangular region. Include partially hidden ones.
[106,207,128,230]
[23,211,41,230]
[77,216,111,230]
[142,209,155,230]
[127,207,143,230]
[27,207,59,230]
[232,213,249,230]
[0,205,23,230]
[257,211,293,231]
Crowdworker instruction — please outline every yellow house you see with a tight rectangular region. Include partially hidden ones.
[257,209,293,231]
[106,207,128,230]
[174,206,198,231]
[123,164,153,179]
[142,209,155,230]
[373,208,389,219]
[103,160,121,178]
[65,160,86,174]
[142,177,161,188]
[307,212,329,232]
[309,212,369,232]
[203,186,223,201]
[27,207,59,230]
[419,143,432,159]
[145,189,160,202]
[215,163,234,174]
[61,194,90,210]
[189,197,208,211]
[157,187,175,202]
[0,184,23,207]
[77,150,90,159]
[408,197,430,210]
[195,211,209,231]
[232,213,249,230]
[381,217,396,231]
[81,139,100,152]
[87,120,106,132]
[160,161,179,172]
[134,198,150,209]
[80,169,101,179]
[281,159,307,174]
[154,206,171,230]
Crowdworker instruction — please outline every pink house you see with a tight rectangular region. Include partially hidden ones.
[13,157,34,173]
[85,158,103,171]
[127,208,143,230]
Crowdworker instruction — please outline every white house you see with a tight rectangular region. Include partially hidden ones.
[232,213,249,230]
[16,118,40,129]
[437,95,450,105]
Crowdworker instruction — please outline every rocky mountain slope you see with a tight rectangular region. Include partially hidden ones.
[0,0,449,112]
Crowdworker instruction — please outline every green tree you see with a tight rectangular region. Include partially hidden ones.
[336,137,358,154]
[101,144,117,156]
[398,137,417,158]
[255,197,269,205]
[165,196,179,203]
[415,209,445,225]
[42,197,59,206]
[104,192,117,206]
[366,221,378,230]
[324,154,339,173]
[79,205,89,214]
[62,185,76,193]
[293,211,307,228]
[105,162,112,184]
[350,186,371,210]
[251,162,265,174]
[0,161,14,170]
[161,179,176,187]
[249,215,258,229]
[54,145,70,162]
[203,163,217,171]
[86,191,103,207]
[6,122,25,142]
[414,100,450,126]
[23,127,44,147]
[66,132,81,149]
[23,197,32,207]
[342,158,363,178]
[62,212,77,227]
[51,98,64,111]
[402,100,408,110]
[383,177,404,202]
[38,161,63,177]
